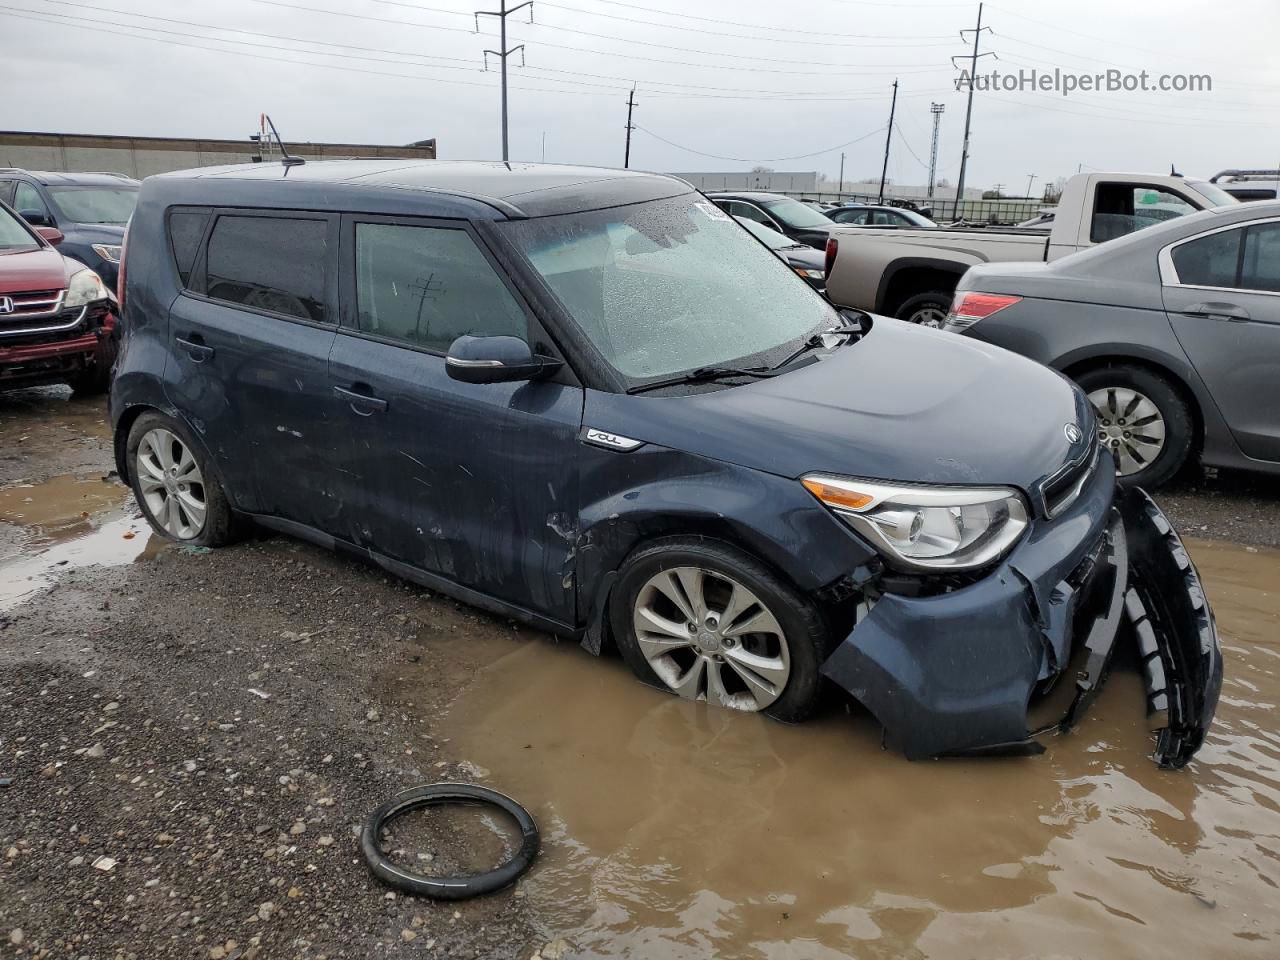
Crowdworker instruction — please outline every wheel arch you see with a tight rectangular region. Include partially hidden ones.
[114,402,240,508]
[876,257,970,315]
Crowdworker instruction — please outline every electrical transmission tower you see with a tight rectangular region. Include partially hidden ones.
[475,0,533,161]
[927,103,945,198]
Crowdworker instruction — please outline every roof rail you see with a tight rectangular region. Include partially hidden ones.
[1210,168,1280,183]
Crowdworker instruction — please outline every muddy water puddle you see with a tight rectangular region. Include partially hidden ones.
[441,540,1280,959]
[0,473,157,610]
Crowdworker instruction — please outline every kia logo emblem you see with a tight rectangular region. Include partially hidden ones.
[1064,423,1084,444]
[0,296,14,315]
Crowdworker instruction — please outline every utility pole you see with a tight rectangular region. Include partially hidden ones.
[838,151,845,196]
[1025,173,1037,198]
[475,0,533,161]
[541,131,546,162]
[624,84,637,168]
[952,2,993,208]
[927,103,945,198]
[877,78,898,204]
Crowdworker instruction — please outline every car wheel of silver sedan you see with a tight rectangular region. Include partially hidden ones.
[1087,386,1166,477]
[632,566,792,712]
[612,539,829,723]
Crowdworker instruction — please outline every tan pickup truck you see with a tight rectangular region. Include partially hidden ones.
[823,172,1238,326]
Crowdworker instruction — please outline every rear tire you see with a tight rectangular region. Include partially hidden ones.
[894,291,952,328]
[126,411,239,546]
[610,537,829,723]
[1076,364,1193,489]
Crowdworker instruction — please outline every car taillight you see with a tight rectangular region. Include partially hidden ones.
[824,236,838,277]
[946,291,1021,329]
[116,225,129,312]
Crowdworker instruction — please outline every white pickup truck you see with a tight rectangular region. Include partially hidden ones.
[823,172,1238,326]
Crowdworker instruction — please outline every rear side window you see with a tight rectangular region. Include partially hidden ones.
[1241,222,1280,293]
[353,222,526,352]
[205,215,328,323]
[167,208,210,287]
[1171,229,1242,288]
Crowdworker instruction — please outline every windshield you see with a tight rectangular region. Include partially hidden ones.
[736,216,795,250]
[500,194,837,381]
[46,186,138,224]
[760,197,833,229]
[0,205,39,252]
[1186,180,1240,209]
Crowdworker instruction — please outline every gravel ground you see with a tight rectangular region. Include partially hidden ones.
[2,385,1279,959]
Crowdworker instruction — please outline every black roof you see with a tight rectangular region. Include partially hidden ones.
[0,169,139,187]
[150,159,693,219]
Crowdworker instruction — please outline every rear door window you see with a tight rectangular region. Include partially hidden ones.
[352,222,527,352]
[1170,228,1243,288]
[204,214,330,323]
[167,208,211,288]
[1241,222,1280,293]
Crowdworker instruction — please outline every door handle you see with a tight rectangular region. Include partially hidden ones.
[175,335,214,362]
[334,384,389,415]
[1182,302,1251,322]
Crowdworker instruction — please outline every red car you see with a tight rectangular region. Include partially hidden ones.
[0,197,117,394]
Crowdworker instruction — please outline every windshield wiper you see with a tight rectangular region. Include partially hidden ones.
[626,365,776,395]
[770,321,864,371]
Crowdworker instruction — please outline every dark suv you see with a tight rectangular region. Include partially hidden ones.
[0,169,138,289]
[110,159,1221,767]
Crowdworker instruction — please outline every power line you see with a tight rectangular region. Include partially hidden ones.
[634,123,885,163]
[894,121,929,170]
[565,0,957,39]
[534,0,956,45]
[374,0,953,66]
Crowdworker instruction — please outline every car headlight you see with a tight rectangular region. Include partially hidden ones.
[793,267,825,279]
[92,243,123,263]
[64,269,110,309]
[801,474,1030,571]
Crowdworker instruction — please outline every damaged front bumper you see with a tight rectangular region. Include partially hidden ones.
[821,474,1222,769]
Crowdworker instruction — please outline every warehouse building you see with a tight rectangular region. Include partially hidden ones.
[0,130,437,178]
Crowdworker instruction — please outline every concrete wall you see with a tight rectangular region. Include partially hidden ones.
[668,171,819,192]
[0,131,437,179]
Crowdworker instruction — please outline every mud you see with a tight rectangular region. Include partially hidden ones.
[440,539,1280,959]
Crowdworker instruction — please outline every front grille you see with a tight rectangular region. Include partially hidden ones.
[1038,441,1100,519]
[1,288,64,318]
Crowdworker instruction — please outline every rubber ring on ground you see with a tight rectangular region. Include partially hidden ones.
[360,782,539,900]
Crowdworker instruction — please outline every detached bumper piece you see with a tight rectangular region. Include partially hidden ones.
[821,480,1222,768]
[1119,488,1222,768]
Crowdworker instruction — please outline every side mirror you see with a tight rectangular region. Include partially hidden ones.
[19,209,52,228]
[445,335,563,384]
[35,226,64,246]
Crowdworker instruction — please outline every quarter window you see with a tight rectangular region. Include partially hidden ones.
[205,215,329,323]
[1171,229,1242,288]
[353,223,527,352]
[168,208,211,287]
[1241,222,1280,293]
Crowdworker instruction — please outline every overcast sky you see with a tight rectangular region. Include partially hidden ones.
[4,0,1279,192]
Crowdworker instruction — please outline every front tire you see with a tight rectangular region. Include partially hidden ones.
[1076,364,1193,489]
[610,538,829,723]
[126,411,238,546]
[894,291,952,328]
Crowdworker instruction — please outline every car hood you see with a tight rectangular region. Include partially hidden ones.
[0,246,73,293]
[778,245,825,269]
[61,222,126,245]
[591,317,1093,494]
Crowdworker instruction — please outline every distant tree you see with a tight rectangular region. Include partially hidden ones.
[750,165,775,173]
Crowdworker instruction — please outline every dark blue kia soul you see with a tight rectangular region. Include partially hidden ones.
[110,160,1221,766]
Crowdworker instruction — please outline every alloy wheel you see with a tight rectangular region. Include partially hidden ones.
[632,566,791,712]
[910,306,947,328]
[136,428,207,539]
[1087,386,1167,477]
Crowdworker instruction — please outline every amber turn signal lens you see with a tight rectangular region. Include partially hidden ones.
[801,478,874,511]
